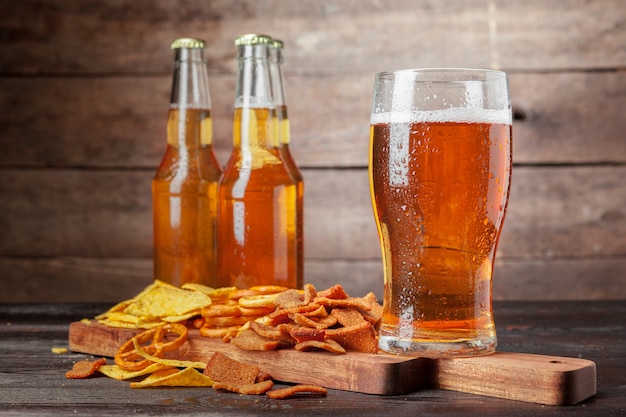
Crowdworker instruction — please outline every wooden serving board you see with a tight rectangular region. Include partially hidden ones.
[68,321,596,405]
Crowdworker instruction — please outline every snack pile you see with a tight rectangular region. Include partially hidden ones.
[95,280,382,354]
[66,281,384,397]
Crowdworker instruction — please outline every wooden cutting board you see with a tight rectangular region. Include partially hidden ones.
[68,321,596,405]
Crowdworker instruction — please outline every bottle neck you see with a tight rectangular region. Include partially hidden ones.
[169,48,212,148]
[171,48,211,109]
[234,43,277,149]
[269,48,286,108]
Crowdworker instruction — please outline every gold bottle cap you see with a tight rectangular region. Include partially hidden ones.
[271,39,284,49]
[235,34,273,46]
[171,38,206,49]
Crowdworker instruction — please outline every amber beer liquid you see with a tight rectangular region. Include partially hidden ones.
[370,70,512,357]
[218,34,301,289]
[153,108,221,287]
[152,38,222,287]
[218,107,301,289]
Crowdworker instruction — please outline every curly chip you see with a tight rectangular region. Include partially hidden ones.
[302,284,317,305]
[289,327,325,343]
[314,296,372,311]
[250,321,295,344]
[65,358,107,379]
[273,289,306,309]
[231,329,280,351]
[316,284,348,300]
[325,321,378,354]
[294,339,346,354]
[330,307,367,327]
[290,312,329,330]
[267,385,328,399]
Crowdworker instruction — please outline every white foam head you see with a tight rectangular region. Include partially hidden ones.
[370,107,512,125]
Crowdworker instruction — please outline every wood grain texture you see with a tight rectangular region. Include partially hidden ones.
[1,72,624,168]
[67,321,596,404]
[1,0,624,74]
[2,167,624,258]
[0,0,624,302]
[2,256,626,303]
[1,165,624,302]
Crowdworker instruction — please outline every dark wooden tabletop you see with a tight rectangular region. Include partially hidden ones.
[1,301,624,416]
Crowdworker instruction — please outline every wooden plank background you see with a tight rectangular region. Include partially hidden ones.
[0,0,624,302]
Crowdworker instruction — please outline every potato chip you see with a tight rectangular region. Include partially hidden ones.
[204,286,238,300]
[124,285,212,318]
[105,312,140,324]
[130,367,214,388]
[95,299,134,320]
[202,303,242,317]
[180,282,216,295]
[238,293,279,308]
[200,325,242,339]
[248,285,289,295]
[131,337,206,370]
[161,311,201,323]
[238,305,276,316]
[98,319,164,329]
[228,288,261,300]
[98,363,173,381]
[94,280,218,329]
[202,315,256,328]
[213,379,274,395]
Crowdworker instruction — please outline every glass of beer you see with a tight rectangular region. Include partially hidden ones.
[369,68,512,357]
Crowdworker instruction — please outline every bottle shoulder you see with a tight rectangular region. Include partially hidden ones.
[154,146,222,182]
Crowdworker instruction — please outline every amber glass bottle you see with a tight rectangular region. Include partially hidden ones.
[218,34,302,289]
[269,39,304,287]
[152,38,222,287]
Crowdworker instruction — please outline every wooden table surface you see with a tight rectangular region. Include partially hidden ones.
[1,301,624,416]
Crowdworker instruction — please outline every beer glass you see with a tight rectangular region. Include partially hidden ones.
[369,68,512,357]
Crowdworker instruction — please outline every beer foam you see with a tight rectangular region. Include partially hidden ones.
[370,107,511,125]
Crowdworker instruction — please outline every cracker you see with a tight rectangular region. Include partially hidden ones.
[203,352,259,385]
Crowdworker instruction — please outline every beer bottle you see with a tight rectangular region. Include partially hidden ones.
[269,39,304,287]
[152,38,222,287]
[218,34,302,289]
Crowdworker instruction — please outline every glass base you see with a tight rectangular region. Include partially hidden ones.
[378,333,497,358]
